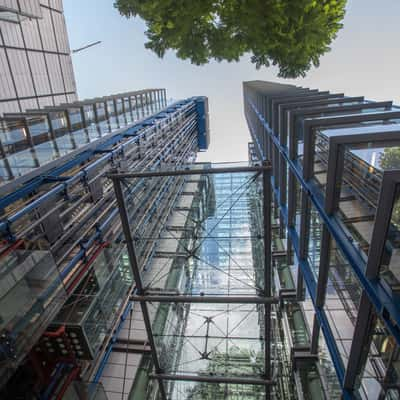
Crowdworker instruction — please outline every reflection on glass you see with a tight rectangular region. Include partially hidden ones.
[355,316,399,399]
[308,203,322,278]
[381,186,400,289]
[52,246,132,358]
[128,168,270,399]
[324,239,362,369]
[0,249,66,368]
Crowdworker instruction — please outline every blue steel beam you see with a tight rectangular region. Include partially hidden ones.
[0,99,202,236]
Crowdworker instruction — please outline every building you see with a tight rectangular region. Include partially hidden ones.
[0,87,210,399]
[244,81,400,399]
[0,15,399,397]
[0,0,77,115]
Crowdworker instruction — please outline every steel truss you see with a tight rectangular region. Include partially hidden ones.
[110,164,274,400]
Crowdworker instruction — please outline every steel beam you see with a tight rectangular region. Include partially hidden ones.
[131,295,279,304]
[150,373,274,386]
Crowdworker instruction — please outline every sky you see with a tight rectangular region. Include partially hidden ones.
[64,0,400,162]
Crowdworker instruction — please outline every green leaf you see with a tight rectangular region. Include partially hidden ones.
[114,0,347,78]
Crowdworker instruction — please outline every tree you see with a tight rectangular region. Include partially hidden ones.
[114,0,346,78]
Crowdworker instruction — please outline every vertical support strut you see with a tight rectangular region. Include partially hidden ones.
[262,162,272,400]
[112,177,168,400]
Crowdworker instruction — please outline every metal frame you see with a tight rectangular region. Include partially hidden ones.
[110,164,274,399]
[243,81,400,399]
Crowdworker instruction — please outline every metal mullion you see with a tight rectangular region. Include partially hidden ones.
[343,292,375,390]
[104,100,110,121]
[127,96,134,120]
[116,97,124,126]
[146,92,151,115]
[134,95,140,120]
[324,141,345,213]
[263,162,272,399]
[151,91,156,112]
[157,90,161,109]
[140,93,145,117]
[310,225,331,353]
[296,190,310,300]
[92,103,99,124]
[310,137,340,352]
[296,112,317,300]
[45,114,60,156]
[112,177,167,400]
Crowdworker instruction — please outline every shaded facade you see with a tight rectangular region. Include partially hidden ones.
[244,80,400,399]
[0,87,210,398]
[0,0,77,115]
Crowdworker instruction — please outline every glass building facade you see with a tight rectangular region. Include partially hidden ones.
[243,80,400,399]
[0,0,77,115]
[0,86,210,398]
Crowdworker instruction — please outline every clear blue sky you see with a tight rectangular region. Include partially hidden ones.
[64,0,400,162]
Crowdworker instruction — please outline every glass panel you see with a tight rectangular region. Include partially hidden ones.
[354,316,399,399]
[317,330,342,398]
[95,102,106,121]
[0,120,31,155]
[116,164,281,399]
[50,111,69,137]
[68,108,83,129]
[0,249,67,375]
[294,177,302,234]
[324,238,362,368]
[52,246,133,358]
[84,104,96,124]
[308,203,323,278]
[335,143,400,259]
[28,116,51,145]
[381,186,400,289]
[64,381,108,400]
[166,380,265,400]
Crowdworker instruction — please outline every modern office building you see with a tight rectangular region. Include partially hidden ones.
[0,42,400,400]
[0,0,77,115]
[244,81,400,399]
[0,85,211,399]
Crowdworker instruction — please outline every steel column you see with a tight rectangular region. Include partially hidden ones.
[263,161,272,400]
[112,177,167,400]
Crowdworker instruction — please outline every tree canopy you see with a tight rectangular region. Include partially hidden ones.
[114,0,346,78]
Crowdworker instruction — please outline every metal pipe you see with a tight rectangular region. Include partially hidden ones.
[150,373,274,386]
[108,164,270,179]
